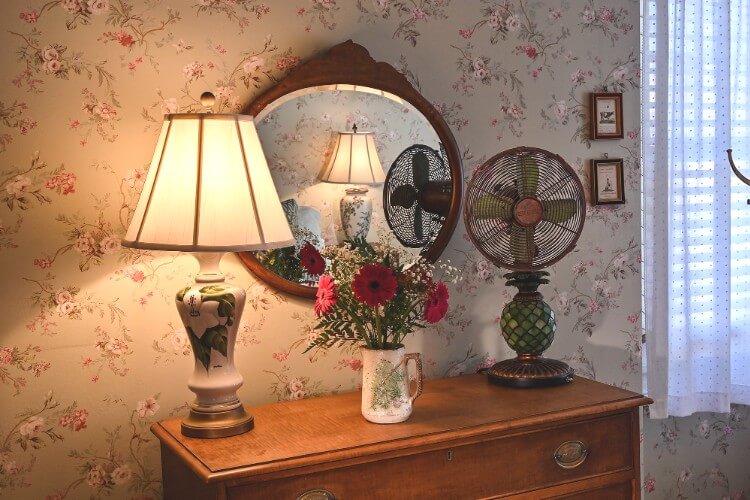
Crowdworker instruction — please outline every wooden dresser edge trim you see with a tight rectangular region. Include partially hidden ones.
[194,400,650,484]
[151,422,213,481]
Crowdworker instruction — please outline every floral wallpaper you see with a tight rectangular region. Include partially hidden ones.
[0,1,747,499]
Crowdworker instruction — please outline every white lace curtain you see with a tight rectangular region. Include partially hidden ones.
[642,0,750,418]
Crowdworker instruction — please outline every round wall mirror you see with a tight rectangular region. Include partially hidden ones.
[238,41,463,298]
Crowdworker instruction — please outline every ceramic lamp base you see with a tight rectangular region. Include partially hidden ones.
[175,253,253,439]
[340,187,373,241]
[487,355,574,388]
[181,403,254,438]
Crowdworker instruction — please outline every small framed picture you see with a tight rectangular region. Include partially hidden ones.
[592,158,625,204]
[590,93,623,139]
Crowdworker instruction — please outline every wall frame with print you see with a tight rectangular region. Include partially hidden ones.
[590,92,623,139]
[592,158,625,204]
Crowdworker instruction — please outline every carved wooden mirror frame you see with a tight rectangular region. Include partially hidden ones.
[238,40,463,298]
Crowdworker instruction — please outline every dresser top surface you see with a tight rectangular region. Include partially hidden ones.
[152,374,650,480]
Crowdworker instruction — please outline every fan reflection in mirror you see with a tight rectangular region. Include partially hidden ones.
[385,144,452,248]
[251,85,446,287]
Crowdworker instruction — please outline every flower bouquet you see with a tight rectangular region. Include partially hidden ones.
[300,239,452,423]
[301,239,450,351]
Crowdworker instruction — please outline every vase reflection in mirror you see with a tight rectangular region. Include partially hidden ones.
[122,93,293,438]
[319,123,385,240]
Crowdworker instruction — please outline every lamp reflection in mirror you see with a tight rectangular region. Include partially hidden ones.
[121,100,293,438]
[319,124,385,240]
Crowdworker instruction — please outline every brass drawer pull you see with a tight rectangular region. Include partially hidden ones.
[553,440,589,469]
[297,489,336,500]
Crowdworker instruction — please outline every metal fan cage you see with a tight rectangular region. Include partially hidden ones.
[384,144,450,249]
[464,146,585,271]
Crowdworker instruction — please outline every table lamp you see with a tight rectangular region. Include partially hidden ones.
[122,93,294,438]
[319,124,385,240]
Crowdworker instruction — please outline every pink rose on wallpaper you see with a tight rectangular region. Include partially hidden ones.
[243,56,264,74]
[5,175,31,197]
[98,235,121,254]
[110,464,132,485]
[613,65,628,81]
[643,476,655,493]
[87,0,110,15]
[627,314,639,324]
[507,104,524,119]
[412,7,427,19]
[554,100,568,121]
[136,397,160,418]
[548,8,562,20]
[570,69,586,84]
[183,61,204,80]
[505,14,521,31]
[86,464,107,488]
[276,55,300,71]
[42,46,59,62]
[488,10,503,29]
[93,102,117,120]
[19,11,39,23]
[315,0,336,9]
[272,351,289,362]
[125,267,145,283]
[43,59,63,74]
[46,171,77,195]
[337,358,363,371]
[478,357,497,370]
[0,347,13,366]
[54,289,73,305]
[19,415,45,436]
[627,129,639,140]
[74,232,97,256]
[60,0,83,14]
[58,408,89,431]
[161,98,178,114]
[597,7,614,24]
[459,29,473,39]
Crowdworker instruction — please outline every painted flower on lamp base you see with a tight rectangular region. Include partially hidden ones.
[340,187,372,241]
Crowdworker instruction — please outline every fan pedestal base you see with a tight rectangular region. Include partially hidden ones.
[487,355,574,388]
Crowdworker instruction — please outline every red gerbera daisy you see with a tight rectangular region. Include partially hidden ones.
[424,281,449,323]
[299,241,325,276]
[352,264,398,307]
[314,274,337,316]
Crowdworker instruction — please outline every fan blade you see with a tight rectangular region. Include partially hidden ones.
[542,199,577,223]
[471,194,514,220]
[414,206,424,240]
[412,151,430,189]
[391,185,418,209]
[509,224,535,263]
[493,183,518,200]
[517,156,539,198]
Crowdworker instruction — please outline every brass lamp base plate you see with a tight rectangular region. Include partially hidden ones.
[487,356,574,388]
[181,405,254,439]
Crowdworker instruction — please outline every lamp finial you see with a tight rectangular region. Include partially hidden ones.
[200,91,216,110]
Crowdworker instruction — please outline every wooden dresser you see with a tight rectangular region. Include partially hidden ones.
[152,374,651,499]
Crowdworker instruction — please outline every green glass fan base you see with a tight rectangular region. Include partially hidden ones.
[487,355,574,388]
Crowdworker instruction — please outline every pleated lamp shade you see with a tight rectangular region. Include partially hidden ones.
[122,113,294,252]
[319,130,385,185]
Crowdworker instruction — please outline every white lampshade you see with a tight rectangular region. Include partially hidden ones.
[122,113,294,252]
[319,130,385,185]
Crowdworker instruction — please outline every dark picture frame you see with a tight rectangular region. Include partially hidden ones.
[590,92,623,139]
[592,158,625,204]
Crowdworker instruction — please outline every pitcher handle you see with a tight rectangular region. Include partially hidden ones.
[403,352,423,404]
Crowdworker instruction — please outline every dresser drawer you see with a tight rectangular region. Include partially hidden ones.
[227,412,634,499]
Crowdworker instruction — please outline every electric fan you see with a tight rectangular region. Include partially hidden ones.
[464,146,586,387]
[384,144,452,248]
